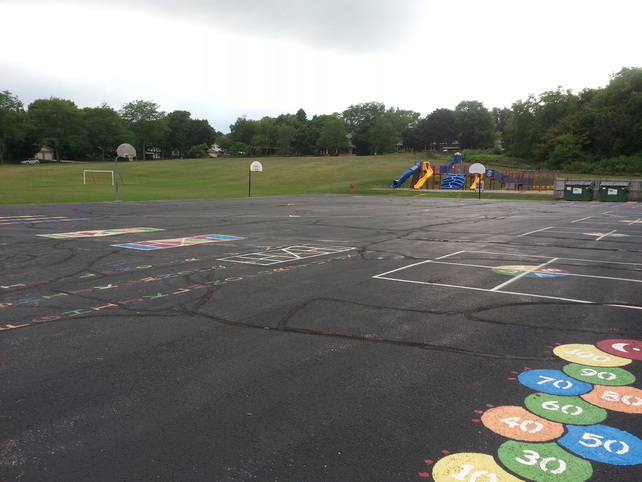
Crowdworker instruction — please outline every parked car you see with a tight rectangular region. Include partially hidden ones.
[21,159,40,164]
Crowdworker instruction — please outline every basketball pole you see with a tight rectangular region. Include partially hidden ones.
[114,156,120,201]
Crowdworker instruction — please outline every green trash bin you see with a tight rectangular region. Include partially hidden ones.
[599,182,629,202]
[564,181,594,201]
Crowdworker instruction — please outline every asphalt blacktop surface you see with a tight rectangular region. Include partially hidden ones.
[1,195,641,481]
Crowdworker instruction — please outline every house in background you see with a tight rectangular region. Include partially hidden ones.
[207,144,223,158]
[35,145,54,161]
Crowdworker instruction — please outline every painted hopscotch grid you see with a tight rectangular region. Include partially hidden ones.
[38,227,165,239]
[219,245,355,265]
[373,250,642,310]
[113,234,244,250]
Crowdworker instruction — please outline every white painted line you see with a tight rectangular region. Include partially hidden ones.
[572,216,592,223]
[373,260,433,278]
[519,227,552,237]
[426,260,642,283]
[372,275,641,308]
[372,250,642,309]
[608,304,642,311]
[595,230,617,241]
[442,250,642,268]
[434,250,467,260]
[490,258,559,291]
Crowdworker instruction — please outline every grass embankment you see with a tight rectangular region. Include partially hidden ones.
[0,154,555,205]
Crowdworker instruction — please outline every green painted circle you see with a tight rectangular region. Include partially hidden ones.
[498,440,593,481]
[563,363,636,386]
[524,392,607,425]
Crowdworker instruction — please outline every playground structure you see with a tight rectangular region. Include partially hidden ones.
[389,154,559,191]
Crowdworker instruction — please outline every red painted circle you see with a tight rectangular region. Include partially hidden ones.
[596,339,642,361]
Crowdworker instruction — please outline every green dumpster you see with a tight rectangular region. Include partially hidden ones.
[564,181,594,201]
[599,181,629,202]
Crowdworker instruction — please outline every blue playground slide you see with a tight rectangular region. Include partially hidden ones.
[389,161,422,188]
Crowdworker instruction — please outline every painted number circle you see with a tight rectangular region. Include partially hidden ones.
[431,452,522,482]
[596,339,642,361]
[524,392,607,425]
[498,440,593,481]
[563,363,636,386]
[554,344,632,367]
[492,265,569,278]
[581,385,642,414]
[481,405,564,441]
[558,424,642,465]
[518,369,593,396]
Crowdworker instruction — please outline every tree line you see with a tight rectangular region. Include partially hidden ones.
[1,67,640,173]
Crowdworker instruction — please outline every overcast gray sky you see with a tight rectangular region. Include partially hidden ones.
[1,0,640,132]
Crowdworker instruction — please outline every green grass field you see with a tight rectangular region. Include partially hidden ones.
[0,154,556,205]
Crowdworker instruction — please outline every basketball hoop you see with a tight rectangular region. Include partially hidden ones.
[117,143,136,161]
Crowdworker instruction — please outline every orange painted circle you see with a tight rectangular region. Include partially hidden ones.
[481,405,565,441]
[581,385,642,414]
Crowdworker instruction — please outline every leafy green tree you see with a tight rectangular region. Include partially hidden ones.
[0,91,25,163]
[384,107,420,136]
[292,121,318,155]
[229,116,255,145]
[82,103,128,160]
[423,108,459,147]
[454,101,495,149]
[164,110,193,157]
[190,119,216,147]
[504,96,537,157]
[317,117,348,154]
[582,67,642,157]
[164,111,216,158]
[295,108,307,124]
[275,124,296,155]
[186,143,208,158]
[230,142,248,156]
[367,117,399,154]
[342,102,386,154]
[119,100,167,160]
[27,97,85,161]
[216,133,233,153]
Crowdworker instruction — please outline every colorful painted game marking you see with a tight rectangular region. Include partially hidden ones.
[492,265,570,278]
[498,440,593,481]
[524,393,607,425]
[518,369,593,396]
[581,385,642,414]
[420,337,641,481]
[112,234,244,250]
[38,227,165,239]
[219,245,354,266]
[431,453,522,482]
[481,405,565,441]
[558,424,642,465]
[563,363,636,386]
[596,339,642,361]
[583,232,629,237]
[553,344,632,367]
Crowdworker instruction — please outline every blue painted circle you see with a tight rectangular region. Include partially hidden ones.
[558,424,642,465]
[518,369,593,396]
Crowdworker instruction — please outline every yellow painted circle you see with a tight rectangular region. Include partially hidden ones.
[432,452,522,481]
[554,344,632,367]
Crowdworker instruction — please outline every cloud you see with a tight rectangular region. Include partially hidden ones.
[1,0,640,133]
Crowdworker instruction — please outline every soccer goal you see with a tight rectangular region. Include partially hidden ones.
[83,170,123,185]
